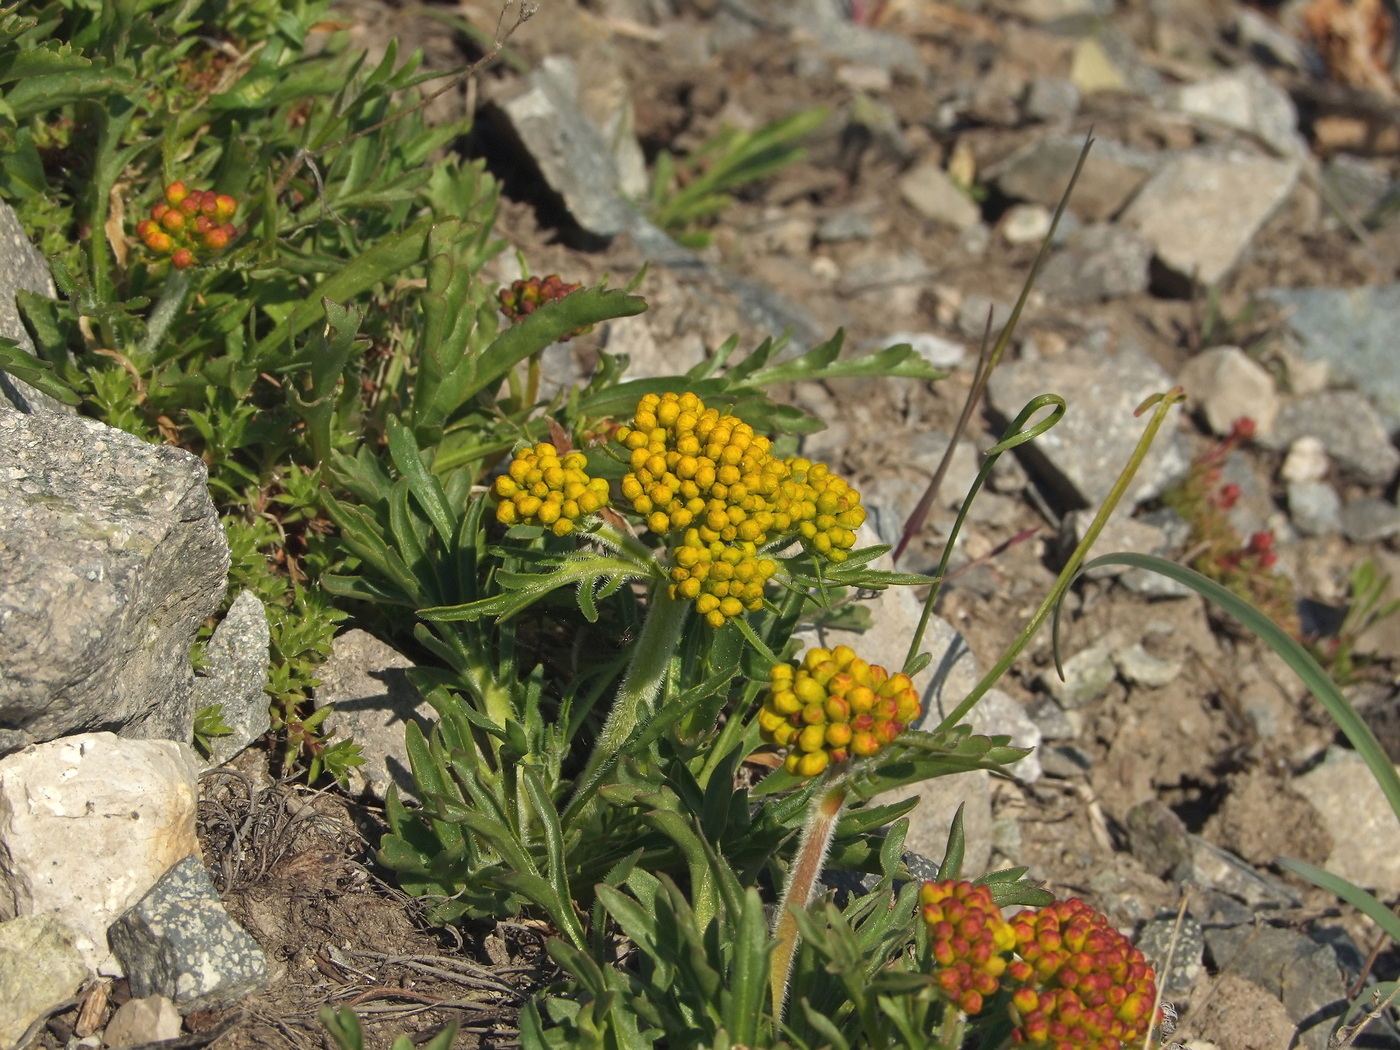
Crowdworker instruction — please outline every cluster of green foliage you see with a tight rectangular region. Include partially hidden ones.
[7,4,1398,1049]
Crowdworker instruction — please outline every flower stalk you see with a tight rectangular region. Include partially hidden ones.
[770,775,848,1020]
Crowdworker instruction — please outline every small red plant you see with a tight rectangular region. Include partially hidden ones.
[1160,415,1296,633]
[135,181,239,268]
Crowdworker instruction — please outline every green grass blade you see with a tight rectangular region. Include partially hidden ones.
[1277,858,1400,944]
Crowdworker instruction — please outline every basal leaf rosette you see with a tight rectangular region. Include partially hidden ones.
[921,882,1159,1050]
[614,391,866,628]
[492,442,610,537]
[757,645,921,777]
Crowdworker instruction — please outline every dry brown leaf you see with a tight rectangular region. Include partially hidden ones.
[1303,0,1397,96]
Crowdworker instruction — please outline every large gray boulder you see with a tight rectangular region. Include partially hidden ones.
[0,200,68,415]
[0,404,229,753]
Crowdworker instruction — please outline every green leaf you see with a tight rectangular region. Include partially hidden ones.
[0,337,80,405]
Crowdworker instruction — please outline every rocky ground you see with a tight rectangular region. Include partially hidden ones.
[25,0,1400,1047]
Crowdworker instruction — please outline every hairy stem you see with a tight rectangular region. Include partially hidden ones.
[565,586,689,816]
[770,778,848,1021]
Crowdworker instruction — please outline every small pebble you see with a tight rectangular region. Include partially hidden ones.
[1281,435,1329,484]
[1287,481,1342,537]
[1112,643,1183,688]
[1000,203,1053,245]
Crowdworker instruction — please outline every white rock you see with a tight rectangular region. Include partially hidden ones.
[872,331,967,370]
[1000,203,1054,245]
[965,688,1043,784]
[1121,152,1300,287]
[0,733,201,973]
[1293,746,1400,894]
[899,163,983,231]
[315,630,434,801]
[1172,66,1304,157]
[1177,346,1280,436]
[1281,435,1330,484]
[103,995,182,1048]
[1112,643,1184,688]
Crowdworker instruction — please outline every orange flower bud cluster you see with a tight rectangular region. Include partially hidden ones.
[920,884,1159,1050]
[498,275,591,339]
[757,645,920,777]
[492,443,610,537]
[1006,898,1156,1050]
[614,392,866,627]
[921,880,1018,1015]
[135,181,238,269]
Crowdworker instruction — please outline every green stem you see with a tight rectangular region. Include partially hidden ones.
[770,777,848,1022]
[934,389,1185,733]
[138,268,195,360]
[565,586,689,817]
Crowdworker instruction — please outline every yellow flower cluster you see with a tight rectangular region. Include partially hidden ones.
[614,391,866,626]
[921,880,1018,1016]
[669,529,777,629]
[492,443,609,536]
[757,645,921,777]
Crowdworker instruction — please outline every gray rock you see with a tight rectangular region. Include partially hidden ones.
[990,134,1157,223]
[1294,746,1400,894]
[1121,152,1300,288]
[1288,481,1343,537]
[1323,155,1394,223]
[602,313,705,380]
[1172,65,1305,157]
[315,629,434,801]
[1025,694,1077,741]
[492,65,632,239]
[986,338,1190,510]
[1022,76,1081,123]
[1135,914,1205,999]
[1202,924,1348,1050]
[109,856,267,1010]
[1177,346,1281,437]
[1039,742,1094,777]
[0,733,202,974]
[899,163,982,230]
[1264,284,1400,432]
[955,294,1015,340]
[799,19,923,76]
[1341,496,1400,543]
[103,996,182,1047]
[1264,390,1399,485]
[0,405,227,751]
[0,916,87,1048]
[836,249,932,297]
[1187,834,1301,907]
[0,200,67,415]
[1037,222,1152,302]
[892,768,993,878]
[1113,643,1183,688]
[965,688,1042,784]
[1126,799,1193,878]
[816,208,876,243]
[1039,644,1115,709]
[1281,435,1330,484]
[194,590,270,768]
